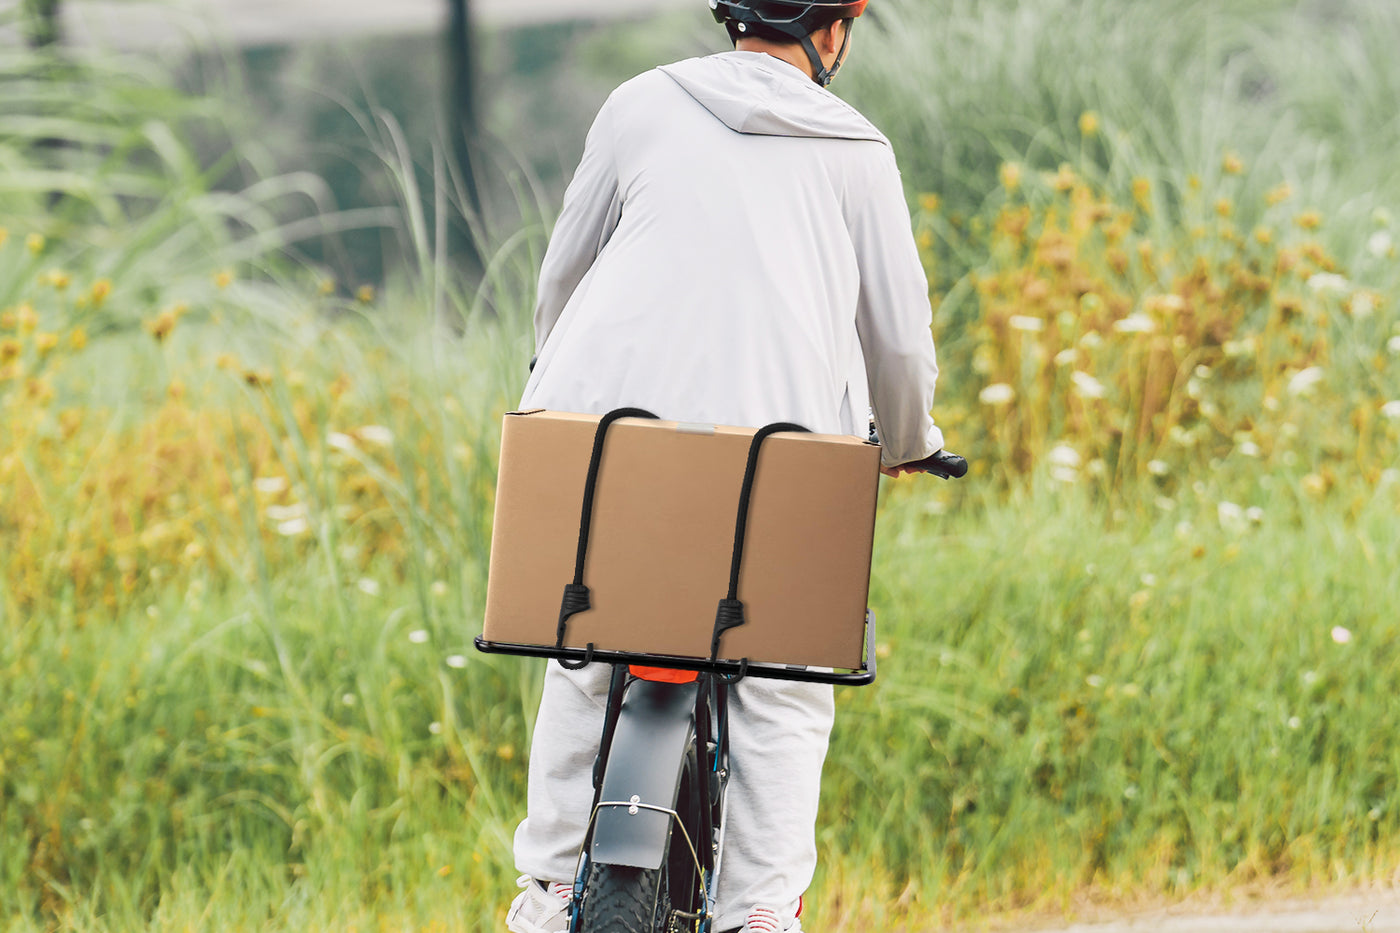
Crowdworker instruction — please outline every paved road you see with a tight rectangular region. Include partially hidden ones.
[1014,890,1400,933]
[58,0,697,48]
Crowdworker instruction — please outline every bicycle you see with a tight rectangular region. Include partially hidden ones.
[479,412,966,933]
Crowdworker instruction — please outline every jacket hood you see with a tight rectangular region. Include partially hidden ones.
[658,51,888,145]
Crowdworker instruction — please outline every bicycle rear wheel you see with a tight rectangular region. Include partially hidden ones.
[579,863,671,933]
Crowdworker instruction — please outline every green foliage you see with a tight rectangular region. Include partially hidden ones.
[3,1,1400,930]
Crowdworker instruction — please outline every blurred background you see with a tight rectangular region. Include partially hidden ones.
[7,0,722,285]
[3,1,1399,931]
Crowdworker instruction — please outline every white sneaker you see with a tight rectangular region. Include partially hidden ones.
[739,905,803,933]
[505,875,572,933]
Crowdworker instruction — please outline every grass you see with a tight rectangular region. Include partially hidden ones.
[3,0,1400,930]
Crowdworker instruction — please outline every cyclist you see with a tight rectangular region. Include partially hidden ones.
[506,2,944,931]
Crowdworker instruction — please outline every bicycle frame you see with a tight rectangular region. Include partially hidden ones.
[568,664,733,932]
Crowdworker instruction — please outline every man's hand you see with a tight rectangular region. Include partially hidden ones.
[882,449,968,479]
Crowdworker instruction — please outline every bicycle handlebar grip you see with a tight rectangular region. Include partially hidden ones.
[911,449,968,479]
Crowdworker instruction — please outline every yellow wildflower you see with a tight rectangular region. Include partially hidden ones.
[1296,210,1323,230]
[146,309,178,342]
[26,377,53,404]
[70,328,88,351]
[35,333,59,357]
[0,310,14,331]
[1222,151,1244,175]
[919,193,941,213]
[1132,177,1152,211]
[1051,164,1076,192]
[90,279,112,307]
[1266,183,1293,206]
[17,304,38,334]
[1254,226,1274,246]
[25,233,45,254]
[0,228,8,248]
[1215,198,1233,218]
[0,338,20,363]
[1078,111,1101,137]
[214,269,234,290]
[356,285,376,304]
[999,161,1023,193]
[318,278,336,296]
[45,269,71,290]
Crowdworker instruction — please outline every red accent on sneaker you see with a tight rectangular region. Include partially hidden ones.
[742,906,783,933]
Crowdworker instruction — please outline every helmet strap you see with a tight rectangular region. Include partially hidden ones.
[802,17,855,88]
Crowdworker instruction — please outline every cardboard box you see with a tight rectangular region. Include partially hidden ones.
[481,409,881,670]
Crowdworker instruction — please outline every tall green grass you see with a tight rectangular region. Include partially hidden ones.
[3,1,1400,930]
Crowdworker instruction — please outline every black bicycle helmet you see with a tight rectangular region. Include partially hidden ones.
[709,0,869,87]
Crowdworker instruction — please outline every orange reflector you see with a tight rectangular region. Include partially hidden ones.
[629,665,699,683]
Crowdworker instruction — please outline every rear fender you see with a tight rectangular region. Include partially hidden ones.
[589,678,699,870]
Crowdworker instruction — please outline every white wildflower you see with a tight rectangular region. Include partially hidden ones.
[357,578,381,596]
[1217,501,1247,533]
[1086,674,1105,688]
[1079,331,1105,349]
[428,721,443,735]
[1288,716,1302,730]
[253,476,289,494]
[1349,292,1376,319]
[1071,371,1107,399]
[431,580,449,597]
[446,655,467,669]
[1054,348,1078,367]
[358,425,394,447]
[266,503,307,522]
[1286,366,1325,397]
[1369,230,1393,257]
[1008,315,1045,332]
[1147,459,1169,476]
[1389,336,1400,356]
[342,693,357,707]
[1223,339,1254,359]
[276,517,310,537]
[1236,440,1261,458]
[1246,506,1265,525]
[979,383,1016,406]
[408,629,430,644]
[328,432,357,452]
[1306,272,1348,294]
[1113,314,1156,334]
[1331,626,1353,645]
[1381,400,1400,421]
[1048,445,1082,469]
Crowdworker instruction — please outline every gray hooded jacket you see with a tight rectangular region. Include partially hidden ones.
[520,51,942,465]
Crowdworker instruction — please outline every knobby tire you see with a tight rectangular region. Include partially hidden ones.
[580,863,673,933]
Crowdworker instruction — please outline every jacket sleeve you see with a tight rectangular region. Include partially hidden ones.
[848,147,945,467]
[533,99,624,355]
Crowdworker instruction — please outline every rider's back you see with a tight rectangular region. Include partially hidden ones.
[522,50,937,455]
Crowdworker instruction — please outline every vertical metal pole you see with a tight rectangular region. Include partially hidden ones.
[447,0,482,222]
[23,0,63,48]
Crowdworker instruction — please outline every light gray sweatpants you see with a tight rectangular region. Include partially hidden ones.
[513,661,835,932]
